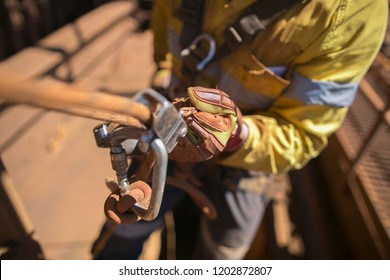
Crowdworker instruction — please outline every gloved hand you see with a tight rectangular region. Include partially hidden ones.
[170,86,246,163]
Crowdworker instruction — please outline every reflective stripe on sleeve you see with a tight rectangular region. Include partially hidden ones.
[283,72,358,107]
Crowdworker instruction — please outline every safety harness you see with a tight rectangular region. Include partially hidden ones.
[176,0,300,88]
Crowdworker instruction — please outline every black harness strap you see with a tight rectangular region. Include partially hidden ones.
[176,0,206,56]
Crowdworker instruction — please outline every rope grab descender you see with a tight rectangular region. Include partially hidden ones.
[93,88,188,223]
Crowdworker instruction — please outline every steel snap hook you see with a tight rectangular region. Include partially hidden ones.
[95,88,186,222]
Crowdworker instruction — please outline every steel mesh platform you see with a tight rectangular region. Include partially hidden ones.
[336,66,390,239]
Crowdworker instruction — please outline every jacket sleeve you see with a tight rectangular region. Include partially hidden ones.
[217,0,388,174]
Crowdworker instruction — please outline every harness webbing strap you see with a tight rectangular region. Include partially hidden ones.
[177,0,206,55]
[175,0,206,92]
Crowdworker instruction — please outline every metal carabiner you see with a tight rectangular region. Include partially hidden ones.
[95,89,187,222]
[180,33,216,72]
[130,138,167,221]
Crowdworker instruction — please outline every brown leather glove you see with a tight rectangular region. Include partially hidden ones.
[169,86,246,163]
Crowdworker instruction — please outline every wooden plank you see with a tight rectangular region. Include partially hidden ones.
[71,29,155,94]
[75,1,136,43]
[0,48,63,153]
[38,1,136,56]
[0,47,62,79]
[1,112,112,259]
[0,105,44,153]
[54,19,136,82]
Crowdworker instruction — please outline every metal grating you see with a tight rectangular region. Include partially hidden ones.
[336,66,390,239]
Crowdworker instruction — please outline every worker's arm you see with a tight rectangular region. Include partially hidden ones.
[217,0,388,173]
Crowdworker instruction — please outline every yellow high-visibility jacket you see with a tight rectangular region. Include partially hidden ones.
[151,0,388,174]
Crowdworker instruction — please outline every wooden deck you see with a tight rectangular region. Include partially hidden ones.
[0,1,155,259]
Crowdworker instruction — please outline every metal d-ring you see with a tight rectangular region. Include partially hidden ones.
[180,33,216,72]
